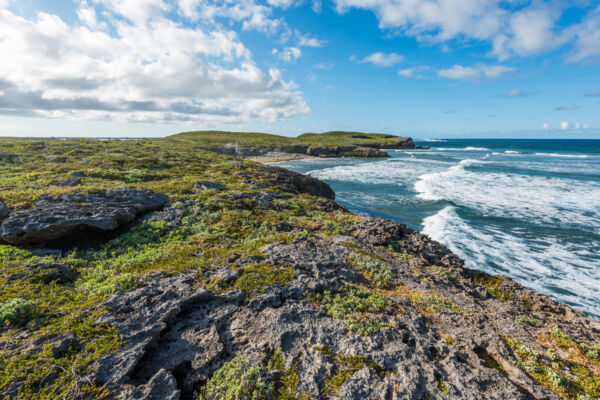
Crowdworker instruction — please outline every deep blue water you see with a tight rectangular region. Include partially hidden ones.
[273,139,600,319]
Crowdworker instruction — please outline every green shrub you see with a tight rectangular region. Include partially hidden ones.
[515,315,542,328]
[199,356,274,400]
[315,285,390,335]
[0,297,35,327]
[348,253,394,288]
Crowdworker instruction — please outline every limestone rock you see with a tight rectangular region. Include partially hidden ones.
[0,188,168,246]
[240,164,335,199]
[341,147,390,157]
[0,203,8,222]
[194,180,226,191]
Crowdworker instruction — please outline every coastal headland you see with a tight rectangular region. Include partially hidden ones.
[166,130,415,160]
[0,133,598,400]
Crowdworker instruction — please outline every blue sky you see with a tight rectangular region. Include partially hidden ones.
[0,0,599,138]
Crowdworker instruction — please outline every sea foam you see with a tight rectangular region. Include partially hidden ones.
[422,206,600,318]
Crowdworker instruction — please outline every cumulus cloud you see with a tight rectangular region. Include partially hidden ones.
[397,66,429,78]
[296,30,325,47]
[542,121,589,130]
[438,64,514,81]
[495,89,533,98]
[568,6,600,63]
[273,46,302,62]
[354,52,404,67]
[333,0,599,61]
[555,104,578,111]
[0,6,309,123]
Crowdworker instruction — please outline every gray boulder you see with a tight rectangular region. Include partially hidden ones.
[194,180,226,191]
[341,147,390,157]
[0,188,168,246]
[0,203,8,222]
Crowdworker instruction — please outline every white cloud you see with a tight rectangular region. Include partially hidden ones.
[397,66,429,78]
[495,88,530,98]
[266,0,295,8]
[333,1,596,61]
[397,68,416,77]
[568,6,600,63]
[584,90,600,97]
[561,121,569,130]
[542,122,550,130]
[355,52,403,67]
[314,62,333,69]
[296,30,325,47]
[93,0,171,24]
[555,103,578,111]
[0,7,309,123]
[273,46,302,62]
[312,0,322,13]
[438,64,514,81]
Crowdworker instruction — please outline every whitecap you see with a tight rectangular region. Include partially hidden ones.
[464,146,489,151]
[535,153,589,158]
[414,161,600,230]
[422,206,600,318]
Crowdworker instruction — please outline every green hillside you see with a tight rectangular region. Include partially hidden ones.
[166,130,409,148]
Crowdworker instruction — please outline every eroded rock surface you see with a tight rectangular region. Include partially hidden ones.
[0,188,168,246]
[239,164,335,200]
[91,219,599,400]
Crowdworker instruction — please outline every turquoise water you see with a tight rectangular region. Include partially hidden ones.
[273,139,600,319]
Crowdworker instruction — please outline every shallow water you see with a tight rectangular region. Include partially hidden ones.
[272,139,600,319]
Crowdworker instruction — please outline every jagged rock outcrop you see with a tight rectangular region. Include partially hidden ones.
[0,188,168,246]
[88,225,600,400]
[341,147,389,157]
[360,138,415,150]
[194,181,227,191]
[239,164,335,200]
[208,138,414,159]
[306,145,390,158]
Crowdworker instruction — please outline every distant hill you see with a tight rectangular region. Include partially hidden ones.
[165,130,414,158]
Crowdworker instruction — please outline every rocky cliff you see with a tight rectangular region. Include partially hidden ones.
[193,136,414,158]
[0,139,598,400]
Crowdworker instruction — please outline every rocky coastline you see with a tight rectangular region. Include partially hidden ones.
[0,138,598,400]
[206,137,414,159]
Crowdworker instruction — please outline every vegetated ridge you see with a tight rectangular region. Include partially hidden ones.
[0,137,598,400]
[166,130,415,158]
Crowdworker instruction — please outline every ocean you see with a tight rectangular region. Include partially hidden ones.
[272,139,600,319]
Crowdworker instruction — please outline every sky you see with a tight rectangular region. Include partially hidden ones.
[0,0,599,139]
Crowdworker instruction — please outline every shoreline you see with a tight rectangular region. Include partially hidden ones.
[244,152,318,163]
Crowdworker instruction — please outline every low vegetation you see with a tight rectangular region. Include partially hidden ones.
[166,130,408,150]
[198,352,310,400]
[312,285,391,335]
